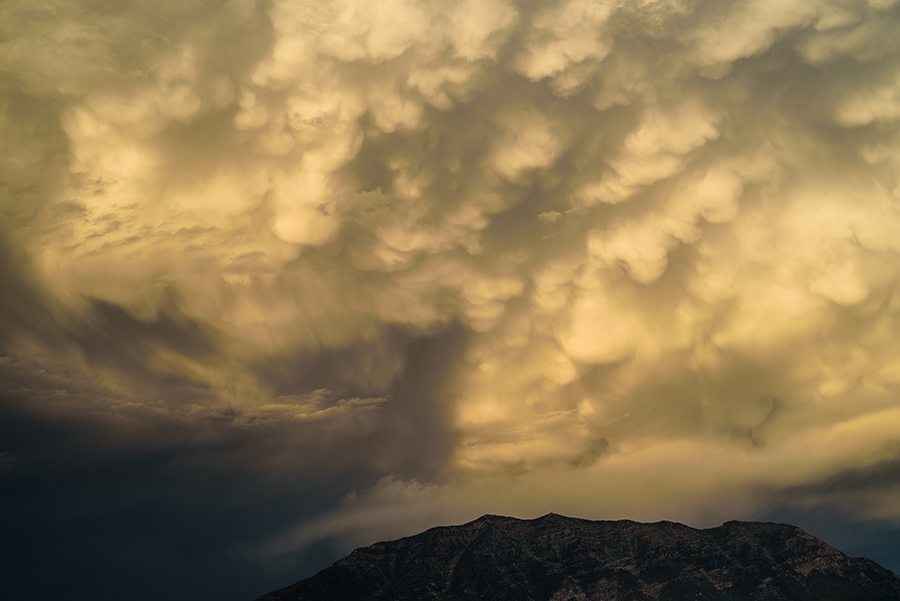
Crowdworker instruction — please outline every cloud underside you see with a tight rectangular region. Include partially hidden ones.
[3,0,900,554]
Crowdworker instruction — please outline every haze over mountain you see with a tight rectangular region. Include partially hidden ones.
[257,514,900,601]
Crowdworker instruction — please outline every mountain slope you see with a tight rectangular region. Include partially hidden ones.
[256,514,900,601]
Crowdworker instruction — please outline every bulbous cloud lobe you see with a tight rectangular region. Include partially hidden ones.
[4,0,900,567]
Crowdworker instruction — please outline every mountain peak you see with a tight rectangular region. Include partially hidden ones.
[256,515,900,600]
[471,513,511,522]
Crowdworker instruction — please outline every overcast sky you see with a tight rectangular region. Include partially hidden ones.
[3,0,900,599]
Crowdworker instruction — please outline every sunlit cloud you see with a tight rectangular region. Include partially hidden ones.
[3,0,900,578]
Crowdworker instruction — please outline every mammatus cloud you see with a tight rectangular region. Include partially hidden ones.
[3,0,900,572]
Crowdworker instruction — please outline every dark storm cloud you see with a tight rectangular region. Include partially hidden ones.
[0,355,390,600]
[0,394,359,600]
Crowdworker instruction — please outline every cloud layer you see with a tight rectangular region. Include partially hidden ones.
[3,0,900,595]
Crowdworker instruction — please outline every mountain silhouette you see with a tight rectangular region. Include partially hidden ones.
[256,513,900,600]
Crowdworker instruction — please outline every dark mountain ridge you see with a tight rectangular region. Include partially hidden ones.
[256,513,900,600]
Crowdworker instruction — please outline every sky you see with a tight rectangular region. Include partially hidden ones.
[2,0,900,599]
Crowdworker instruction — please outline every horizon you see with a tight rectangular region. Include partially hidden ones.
[3,0,900,599]
[288,511,900,569]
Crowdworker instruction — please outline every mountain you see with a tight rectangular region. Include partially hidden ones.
[256,513,900,601]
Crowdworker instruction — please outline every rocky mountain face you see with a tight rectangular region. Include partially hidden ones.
[256,514,900,601]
